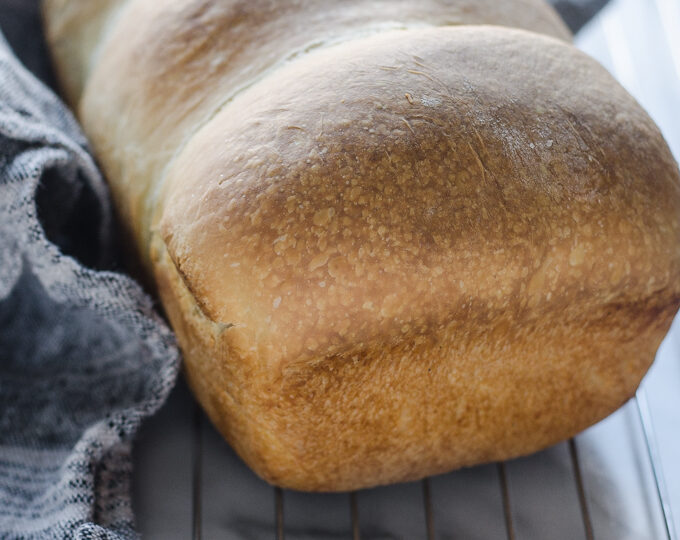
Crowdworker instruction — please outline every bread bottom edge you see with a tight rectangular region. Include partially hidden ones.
[152,234,676,491]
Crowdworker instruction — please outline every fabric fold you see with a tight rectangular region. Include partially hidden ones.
[0,31,180,540]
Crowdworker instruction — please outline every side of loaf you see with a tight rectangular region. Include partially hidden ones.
[43,0,680,491]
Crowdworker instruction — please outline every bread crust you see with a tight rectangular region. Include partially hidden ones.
[154,233,678,490]
[73,0,570,259]
[155,28,680,490]
[161,27,680,370]
[43,0,680,491]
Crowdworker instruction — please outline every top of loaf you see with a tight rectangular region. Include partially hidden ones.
[158,26,680,367]
[44,0,570,107]
[54,0,570,260]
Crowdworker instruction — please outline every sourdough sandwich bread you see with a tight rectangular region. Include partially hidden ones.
[43,0,680,491]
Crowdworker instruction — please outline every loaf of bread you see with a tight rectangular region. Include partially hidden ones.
[43,0,680,491]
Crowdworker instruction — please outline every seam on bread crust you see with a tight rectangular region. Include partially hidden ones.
[158,231,231,327]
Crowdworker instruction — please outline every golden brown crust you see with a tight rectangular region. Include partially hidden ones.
[160,27,680,369]
[43,0,680,491]
[73,0,570,260]
[153,26,680,490]
[152,220,679,490]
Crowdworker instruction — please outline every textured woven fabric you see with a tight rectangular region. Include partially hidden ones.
[0,29,180,540]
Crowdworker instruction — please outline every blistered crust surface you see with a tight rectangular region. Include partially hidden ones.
[74,0,569,257]
[161,27,680,368]
[154,216,679,490]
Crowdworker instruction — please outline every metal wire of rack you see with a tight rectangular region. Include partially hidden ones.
[184,396,673,540]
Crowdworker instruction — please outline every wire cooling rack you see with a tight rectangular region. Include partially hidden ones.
[133,0,680,537]
[180,394,674,540]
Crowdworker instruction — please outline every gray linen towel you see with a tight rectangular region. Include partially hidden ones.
[0,29,180,540]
